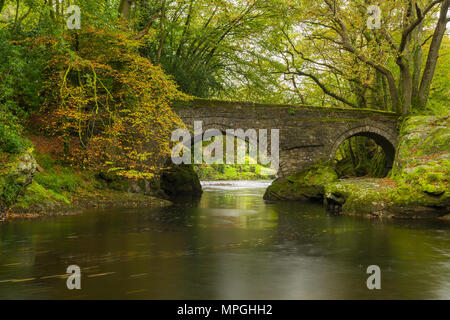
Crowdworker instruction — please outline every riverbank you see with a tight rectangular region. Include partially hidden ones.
[2,190,172,222]
[1,175,173,222]
[264,115,450,219]
[0,146,174,221]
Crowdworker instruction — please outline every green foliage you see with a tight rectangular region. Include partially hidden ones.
[195,162,275,181]
[0,28,45,114]
[13,181,71,210]
[34,170,83,194]
[0,22,45,154]
[136,0,291,100]
[40,24,187,178]
[425,39,450,116]
[0,120,29,153]
[33,153,83,193]
[334,136,387,178]
[192,137,277,180]
[158,54,222,97]
[0,178,22,207]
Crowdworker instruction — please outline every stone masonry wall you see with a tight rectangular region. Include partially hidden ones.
[173,99,400,177]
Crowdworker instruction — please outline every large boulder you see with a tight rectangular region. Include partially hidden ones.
[96,172,168,199]
[263,162,338,201]
[394,115,449,172]
[160,164,203,197]
[0,148,37,215]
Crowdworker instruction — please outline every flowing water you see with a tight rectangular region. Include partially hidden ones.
[0,180,449,299]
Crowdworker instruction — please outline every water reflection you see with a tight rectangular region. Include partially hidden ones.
[0,180,449,299]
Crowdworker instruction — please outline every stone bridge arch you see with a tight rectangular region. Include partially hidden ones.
[329,125,398,174]
[174,123,272,168]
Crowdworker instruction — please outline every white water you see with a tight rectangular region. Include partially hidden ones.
[201,180,273,190]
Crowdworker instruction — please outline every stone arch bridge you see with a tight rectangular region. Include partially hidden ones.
[173,99,400,177]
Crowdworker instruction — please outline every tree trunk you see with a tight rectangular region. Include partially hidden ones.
[347,140,356,170]
[12,0,20,35]
[156,0,167,64]
[48,0,55,22]
[418,0,449,108]
[382,75,389,111]
[385,72,401,114]
[119,0,135,20]
[176,0,193,57]
[411,21,423,108]
[397,57,413,115]
[373,71,385,110]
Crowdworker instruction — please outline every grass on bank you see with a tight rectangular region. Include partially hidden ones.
[12,152,90,210]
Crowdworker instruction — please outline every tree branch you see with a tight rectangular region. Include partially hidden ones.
[398,0,443,53]
[134,13,160,40]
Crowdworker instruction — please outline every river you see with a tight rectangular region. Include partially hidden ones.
[0,180,449,299]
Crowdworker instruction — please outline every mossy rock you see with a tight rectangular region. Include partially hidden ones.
[325,179,395,216]
[0,148,37,215]
[129,177,168,199]
[394,115,450,172]
[160,164,203,197]
[12,181,71,213]
[97,172,168,198]
[96,171,131,192]
[324,178,449,218]
[264,162,338,201]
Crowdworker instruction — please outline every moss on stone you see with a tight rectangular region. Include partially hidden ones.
[2,150,172,218]
[325,178,449,218]
[10,180,172,216]
[0,148,37,214]
[264,162,338,201]
[12,181,71,211]
[394,115,450,171]
[325,115,450,218]
[161,164,203,197]
[325,179,394,216]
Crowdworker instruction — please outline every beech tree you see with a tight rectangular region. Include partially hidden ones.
[272,0,450,114]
